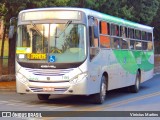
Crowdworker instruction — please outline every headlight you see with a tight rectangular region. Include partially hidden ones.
[70,72,88,84]
[16,72,28,85]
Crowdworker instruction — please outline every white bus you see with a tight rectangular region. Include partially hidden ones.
[15,7,154,104]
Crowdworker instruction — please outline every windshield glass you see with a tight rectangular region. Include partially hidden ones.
[16,23,86,63]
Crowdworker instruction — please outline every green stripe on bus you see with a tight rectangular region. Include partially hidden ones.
[113,50,154,74]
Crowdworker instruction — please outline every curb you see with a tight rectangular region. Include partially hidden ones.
[0,88,16,92]
[0,86,16,92]
[0,81,16,92]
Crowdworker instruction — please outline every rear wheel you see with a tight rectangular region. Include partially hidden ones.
[129,71,140,93]
[37,94,50,100]
[91,75,107,104]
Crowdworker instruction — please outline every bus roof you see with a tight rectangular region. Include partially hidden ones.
[20,7,153,32]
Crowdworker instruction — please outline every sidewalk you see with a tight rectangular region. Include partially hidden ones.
[0,81,16,92]
[0,75,16,92]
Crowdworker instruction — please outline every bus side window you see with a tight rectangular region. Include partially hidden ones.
[89,17,99,60]
[142,31,147,40]
[120,26,127,38]
[142,42,147,50]
[147,41,153,51]
[121,39,128,49]
[129,28,134,39]
[130,40,135,50]
[135,30,141,40]
[148,33,152,41]
[89,18,99,47]
[99,21,110,48]
[135,41,142,50]
[93,19,99,47]
[111,24,119,36]
[100,21,109,34]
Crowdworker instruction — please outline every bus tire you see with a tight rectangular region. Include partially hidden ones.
[37,94,50,100]
[91,75,107,104]
[129,71,140,93]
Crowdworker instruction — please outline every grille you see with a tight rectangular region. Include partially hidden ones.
[25,68,73,76]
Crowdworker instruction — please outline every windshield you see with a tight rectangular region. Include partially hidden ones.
[16,23,86,64]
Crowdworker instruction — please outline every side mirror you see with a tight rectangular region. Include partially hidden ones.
[9,26,15,39]
[9,17,17,39]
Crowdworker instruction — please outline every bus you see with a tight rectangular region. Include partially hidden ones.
[15,7,154,104]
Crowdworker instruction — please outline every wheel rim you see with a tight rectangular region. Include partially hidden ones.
[136,76,140,90]
[101,77,106,102]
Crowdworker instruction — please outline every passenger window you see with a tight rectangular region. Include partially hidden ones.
[111,38,120,49]
[120,26,127,38]
[89,18,99,47]
[99,21,110,35]
[121,39,128,49]
[135,41,142,50]
[130,40,135,50]
[129,28,134,39]
[142,31,147,40]
[100,35,110,48]
[148,33,152,41]
[135,30,141,39]
[111,24,119,36]
[147,41,153,50]
[142,42,147,50]
[89,17,99,60]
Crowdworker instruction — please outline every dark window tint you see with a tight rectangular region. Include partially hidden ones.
[111,24,119,36]
[129,28,134,38]
[120,26,127,38]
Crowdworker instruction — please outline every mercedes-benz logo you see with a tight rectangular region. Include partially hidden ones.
[47,77,50,80]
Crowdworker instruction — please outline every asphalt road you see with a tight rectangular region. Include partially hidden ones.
[0,74,160,120]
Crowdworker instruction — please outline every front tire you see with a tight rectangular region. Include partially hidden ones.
[37,94,50,100]
[91,75,107,104]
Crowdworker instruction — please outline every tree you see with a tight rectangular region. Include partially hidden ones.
[0,1,27,75]
[151,0,160,53]
[0,0,72,75]
[0,3,8,75]
[128,0,159,24]
[101,0,159,25]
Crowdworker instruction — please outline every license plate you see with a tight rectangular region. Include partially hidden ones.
[43,87,54,92]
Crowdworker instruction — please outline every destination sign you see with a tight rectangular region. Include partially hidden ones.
[27,54,46,60]
[22,11,81,21]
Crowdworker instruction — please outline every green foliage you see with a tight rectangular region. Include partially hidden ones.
[102,0,134,20]
[0,3,8,17]
[1,0,159,25]
[132,0,159,24]
[67,0,159,25]
[101,0,159,24]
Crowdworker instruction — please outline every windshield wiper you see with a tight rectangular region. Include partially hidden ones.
[56,20,72,38]
[30,22,42,37]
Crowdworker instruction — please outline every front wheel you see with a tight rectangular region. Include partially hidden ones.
[37,94,50,100]
[90,76,107,104]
